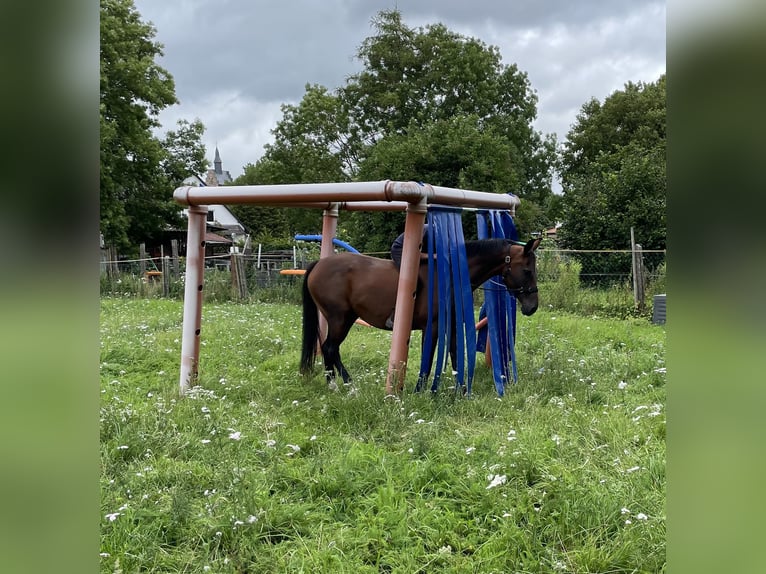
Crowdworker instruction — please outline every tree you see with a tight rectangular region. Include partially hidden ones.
[558,75,666,279]
[100,0,205,252]
[345,10,555,204]
[161,119,208,185]
[247,10,557,250]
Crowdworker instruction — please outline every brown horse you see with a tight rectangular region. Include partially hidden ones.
[300,238,541,386]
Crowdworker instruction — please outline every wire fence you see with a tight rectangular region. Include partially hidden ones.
[100,247,666,318]
[537,248,666,284]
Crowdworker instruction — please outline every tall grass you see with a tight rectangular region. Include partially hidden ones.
[100,298,665,572]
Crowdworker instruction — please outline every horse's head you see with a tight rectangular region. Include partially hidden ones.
[502,238,542,316]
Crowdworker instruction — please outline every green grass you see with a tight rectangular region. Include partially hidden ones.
[100,297,665,573]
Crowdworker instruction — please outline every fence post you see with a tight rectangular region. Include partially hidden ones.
[162,256,170,297]
[231,253,248,300]
[171,239,180,279]
[631,227,646,311]
[139,243,147,277]
[107,245,118,280]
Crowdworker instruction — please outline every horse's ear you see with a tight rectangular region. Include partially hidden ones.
[524,238,541,255]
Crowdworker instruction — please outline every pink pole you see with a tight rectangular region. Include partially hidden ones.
[316,203,339,351]
[173,181,520,213]
[385,199,427,394]
[179,205,208,394]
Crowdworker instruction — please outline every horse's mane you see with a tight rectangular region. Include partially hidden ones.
[463,238,509,257]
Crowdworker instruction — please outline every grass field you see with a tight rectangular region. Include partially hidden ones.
[100,297,665,573]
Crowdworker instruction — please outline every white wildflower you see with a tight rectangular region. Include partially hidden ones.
[228,431,242,440]
[465,447,476,454]
[486,474,507,489]
[105,513,121,522]
[636,512,648,520]
[618,381,628,390]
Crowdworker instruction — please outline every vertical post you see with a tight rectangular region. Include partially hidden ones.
[179,205,208,394]
[139,243,147,277]
[386,199,427,395]
[162,256,170,297]
[635,244,645,312]
[317,203,340,350]
[631,227,645,311]
[108,245,118,280]
[171,239,180,279]
[231,253,248,300]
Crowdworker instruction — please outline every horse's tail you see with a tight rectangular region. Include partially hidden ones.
[300,261,320,375]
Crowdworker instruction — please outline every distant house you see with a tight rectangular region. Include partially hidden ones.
[544,223,562,240]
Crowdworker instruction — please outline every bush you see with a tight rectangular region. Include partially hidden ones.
[542,260,582,311]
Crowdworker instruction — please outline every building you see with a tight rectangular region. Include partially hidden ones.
[181,147,248,248]
[205,146,233,186]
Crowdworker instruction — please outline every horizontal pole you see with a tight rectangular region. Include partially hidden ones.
[173,180,520,213]
[262,201,409,212]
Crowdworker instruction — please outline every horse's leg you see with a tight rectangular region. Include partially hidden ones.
[449,333,464,393]
[321,311,357,387]
[333,311,359,385]
[417,323,440,392]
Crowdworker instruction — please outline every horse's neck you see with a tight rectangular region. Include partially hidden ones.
[468,248,507,290]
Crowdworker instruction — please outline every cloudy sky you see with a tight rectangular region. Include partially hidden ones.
[133,0,666,183]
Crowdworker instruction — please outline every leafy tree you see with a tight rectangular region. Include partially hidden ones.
[559,75,666,279]
[246,10,557,252]
[345,10,555,204]
[100,0,206,252]
[161,119,207,185]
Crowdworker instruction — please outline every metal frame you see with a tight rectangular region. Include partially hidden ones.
[174,180,520,395]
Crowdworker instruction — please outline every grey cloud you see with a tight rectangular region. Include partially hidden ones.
[133,0,665,175]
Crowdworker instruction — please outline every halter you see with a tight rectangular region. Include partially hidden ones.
[499,244,539,296]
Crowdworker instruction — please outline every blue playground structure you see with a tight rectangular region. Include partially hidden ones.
[294,234,359,253]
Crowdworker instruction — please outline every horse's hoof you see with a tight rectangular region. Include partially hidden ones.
[328,381,339,391]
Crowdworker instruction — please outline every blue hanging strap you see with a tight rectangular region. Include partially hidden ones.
[476,208,521,396]
[417,215,437,390]
[415,206,475,394]
[449,212,476,395]
[433,210,454,392]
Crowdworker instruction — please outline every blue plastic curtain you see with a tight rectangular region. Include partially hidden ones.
[476,210,519,396]
[417,207,477,394]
